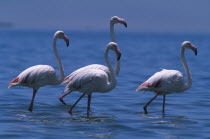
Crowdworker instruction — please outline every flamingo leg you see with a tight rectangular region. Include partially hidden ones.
[143,93,160,114]
[68,93,86,115]
[28,89,38,112]
[59,91,71,105]
[87,94,92,117]
[162,95,166,115]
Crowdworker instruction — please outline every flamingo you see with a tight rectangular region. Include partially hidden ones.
[8,31,70,112]
[62,42,121,117]
[59,16,127,105]
[136,41,197,115]
[110,16,127,43]
[109,16,127,75]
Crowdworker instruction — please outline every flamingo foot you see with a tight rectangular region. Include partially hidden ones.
[143,106,148,114]
[162,109,165,115]
[59,97,67,105]
[28,106,33,112]
[68,109,73,115]
[87,111,91,117]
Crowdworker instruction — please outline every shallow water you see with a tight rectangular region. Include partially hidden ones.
[0,29,210,138]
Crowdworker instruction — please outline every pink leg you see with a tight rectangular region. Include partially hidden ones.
[28,89,38,112]
[59,91,71,105]
[68,93,86,115]
[162,95,166,115]
[87,94,92,117]
[143,92,160,114]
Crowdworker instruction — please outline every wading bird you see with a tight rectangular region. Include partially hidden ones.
[136,41,197,115]
[59,16,127,105]
[9,31,69,112]
[62,42,121,117]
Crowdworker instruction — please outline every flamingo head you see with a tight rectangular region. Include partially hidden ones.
[182,41,197,55]
[108,42,122,60]
[54,31,70,47]
[110,16,127,28]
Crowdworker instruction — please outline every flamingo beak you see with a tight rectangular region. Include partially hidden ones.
[118,18,127,28]
[116,49,122,60]
[121,20,127,28]
[63,35,70,47]
[124,22,127,28]
[191,45,197,55]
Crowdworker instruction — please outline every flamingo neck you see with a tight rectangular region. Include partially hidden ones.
[110,21,120,75]
[104,46,117,91]
[53,38,65,84]
[181,47,192,91]
[110,22,116,42]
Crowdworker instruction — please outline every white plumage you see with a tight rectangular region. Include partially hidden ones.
[8,31,70,112]
[136,41,197,114]
[9,65,58,89]
[62,64,111,84]
[62,42,121,117]
[138,69,184,95]
[64,68,110,95]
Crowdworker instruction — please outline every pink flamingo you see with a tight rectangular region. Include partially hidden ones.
[136,41,197,114]
[59,16,127,105]
[62,42,121,117]
[8,31,69,112]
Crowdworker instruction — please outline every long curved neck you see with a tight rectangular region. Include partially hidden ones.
[104,46,117,91]
[53,38,65,84]
[181,47,192,91]
[110,22,120,75]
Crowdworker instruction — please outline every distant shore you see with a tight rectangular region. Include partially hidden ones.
[0,22,13,28]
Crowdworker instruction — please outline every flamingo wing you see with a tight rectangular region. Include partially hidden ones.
[64,68,108,94]
[9,65,56,88]
[137,69,184,94]
[62,64,110,84]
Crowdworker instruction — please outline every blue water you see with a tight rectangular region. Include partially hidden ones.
[0,29,210,139]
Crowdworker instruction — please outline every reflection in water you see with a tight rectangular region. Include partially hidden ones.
[139,113,200,139]
[14,109,117,138]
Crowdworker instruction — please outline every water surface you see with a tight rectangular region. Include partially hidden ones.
[0,30,210,138]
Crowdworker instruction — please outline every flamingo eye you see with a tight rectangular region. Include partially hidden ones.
[113,45,118,49]
[188,43,192,47]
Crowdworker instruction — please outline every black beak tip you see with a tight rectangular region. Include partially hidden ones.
[117,54,121,61]
[63,35,70,47]
[194,48,197,56]
[124,23,127,28]
[66,43,69,47]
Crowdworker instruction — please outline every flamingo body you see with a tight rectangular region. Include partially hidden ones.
[137,69,184,95]
[64,68,112,95]
[9,65,58,89]
[63,64,111,84]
